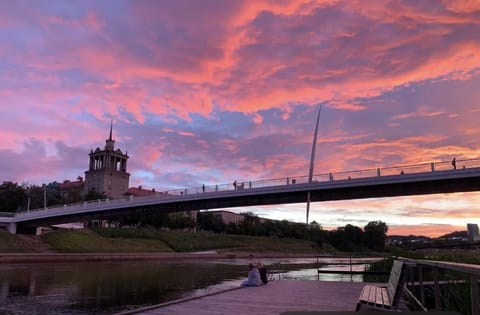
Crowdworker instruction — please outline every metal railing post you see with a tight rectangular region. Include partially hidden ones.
[377,168,381,176]
[471,274,479,315]
[431,162,435,171]
[287,177,290,184]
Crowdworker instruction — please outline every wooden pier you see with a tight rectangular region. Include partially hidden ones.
[118,280,366,315]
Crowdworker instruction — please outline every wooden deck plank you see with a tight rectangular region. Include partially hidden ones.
[359,285,370,301]
[381,288,391,307]
[368,285,376,305]
[128,280,366,315]
[375,287,383,306]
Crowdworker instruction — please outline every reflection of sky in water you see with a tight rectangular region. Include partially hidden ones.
[279,264,369,282]
[0,258,387,314]
[212,257,384,266]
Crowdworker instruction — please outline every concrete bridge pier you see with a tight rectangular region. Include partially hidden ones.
[0,280,8,304]
[28,275,36,296]
[7,222,16,234]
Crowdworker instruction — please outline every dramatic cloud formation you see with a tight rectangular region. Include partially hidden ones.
[1,0,480,236]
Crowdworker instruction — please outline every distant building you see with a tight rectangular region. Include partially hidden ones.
[467,223,480,242]
[59,176,84,202]
[201,210,245,225]
[84,123,130,198]
[199,210,270,225]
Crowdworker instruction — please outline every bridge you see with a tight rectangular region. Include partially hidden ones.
[1,158,480,234]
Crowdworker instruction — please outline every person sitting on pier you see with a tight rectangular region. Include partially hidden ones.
[241,263,262,287]
[257,262,268,284]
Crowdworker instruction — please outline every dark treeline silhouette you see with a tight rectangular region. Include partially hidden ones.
[198,212,388,252]
[0,181,106,212]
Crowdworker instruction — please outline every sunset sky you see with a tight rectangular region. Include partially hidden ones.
[1,1,480,237]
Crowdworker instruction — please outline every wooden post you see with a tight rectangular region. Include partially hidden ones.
[419,265,425,306]
[471,274,479,315]
[409,264,414,288]
[349,257,353,282]
[433,267,441,311]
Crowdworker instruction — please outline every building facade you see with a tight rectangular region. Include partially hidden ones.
[84,124,130,198]
[467,223,480,242]
[59,176,84,203]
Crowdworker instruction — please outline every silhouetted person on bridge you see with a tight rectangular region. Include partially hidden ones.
[202,184,205,193]
[452,157,457,169]
[233,180,237,190]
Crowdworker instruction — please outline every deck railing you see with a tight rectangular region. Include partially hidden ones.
[8,157,480,216]
[399,257,480,315]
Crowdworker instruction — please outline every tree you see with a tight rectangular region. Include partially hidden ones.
[0,182,27,212]
[344,224,364,245]
[84,189,107,201]
[363,221,388,251]
[198,213,225,233]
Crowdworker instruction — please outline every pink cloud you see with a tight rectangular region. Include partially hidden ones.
[388,224,462,238]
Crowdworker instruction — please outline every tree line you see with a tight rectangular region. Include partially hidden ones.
[197,212,388,252]
[0,181,106,212]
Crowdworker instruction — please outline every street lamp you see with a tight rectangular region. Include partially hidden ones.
[26,187,31,212]
[43,184,46,210]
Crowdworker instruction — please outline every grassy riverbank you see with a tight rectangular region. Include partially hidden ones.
[0,228,331,254]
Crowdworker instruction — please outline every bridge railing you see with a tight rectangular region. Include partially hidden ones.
[330,168,378,181]
[9,157,480,216]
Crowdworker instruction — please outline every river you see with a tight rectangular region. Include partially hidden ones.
[0,257,385,314]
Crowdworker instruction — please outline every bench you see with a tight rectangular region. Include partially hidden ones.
[356,260,405,310]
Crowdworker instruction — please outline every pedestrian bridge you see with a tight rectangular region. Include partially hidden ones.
[1,158,480,233]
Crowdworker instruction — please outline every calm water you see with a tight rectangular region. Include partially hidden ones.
[0,257,384,314]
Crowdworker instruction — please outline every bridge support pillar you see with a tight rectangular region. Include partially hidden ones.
[7,223,16,234]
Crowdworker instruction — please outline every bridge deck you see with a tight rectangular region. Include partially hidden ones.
[121,280,366,315]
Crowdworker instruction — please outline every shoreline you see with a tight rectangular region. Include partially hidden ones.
[0,252,332,264]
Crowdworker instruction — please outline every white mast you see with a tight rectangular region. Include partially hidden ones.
[306,105,322,225]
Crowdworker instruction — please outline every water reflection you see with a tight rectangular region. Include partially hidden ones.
[0,262,247,314]
[0,258,385,314]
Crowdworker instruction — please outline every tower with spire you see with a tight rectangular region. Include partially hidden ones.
[84,122,130,198]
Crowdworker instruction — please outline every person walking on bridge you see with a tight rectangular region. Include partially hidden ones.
[452,157,457,169]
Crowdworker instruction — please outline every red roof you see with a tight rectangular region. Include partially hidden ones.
[59,180,84,190]
[127,187,167,197]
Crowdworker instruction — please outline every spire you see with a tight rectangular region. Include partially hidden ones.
[109,120,113,141]
[105,120,115,151]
